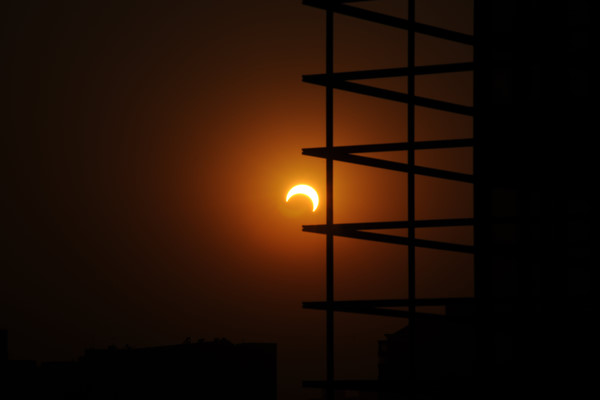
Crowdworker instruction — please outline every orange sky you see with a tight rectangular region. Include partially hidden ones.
[1,1,474,399]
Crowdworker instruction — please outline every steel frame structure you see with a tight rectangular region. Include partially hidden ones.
[300,1,475,398]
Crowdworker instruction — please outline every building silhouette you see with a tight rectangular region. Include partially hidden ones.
[378,304,476,399]
[1,332,276,399]
[474,1,592,398]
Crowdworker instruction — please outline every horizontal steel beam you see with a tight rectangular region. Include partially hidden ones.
[303,378,474,392]
[302,150,474,182]
[304,297,474,309]
[303,379,390,391]
[303,0,474,45]
[303,75,474,115]
[303,225,475,253]
[302,139,474,155]
[303,303,446,319]
[303,218,474,231]
[303,62,474,81]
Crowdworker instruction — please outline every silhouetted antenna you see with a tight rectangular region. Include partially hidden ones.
[301,1,474,398]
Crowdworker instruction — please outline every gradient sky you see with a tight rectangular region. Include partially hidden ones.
[1,1,474,399]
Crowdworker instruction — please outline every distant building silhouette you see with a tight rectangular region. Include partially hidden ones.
[80,338,276,399]
[1,333,276,399]
[377,305,476,399]
[1,329,7,363]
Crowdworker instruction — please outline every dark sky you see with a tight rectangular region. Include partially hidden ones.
[1,1,474,399]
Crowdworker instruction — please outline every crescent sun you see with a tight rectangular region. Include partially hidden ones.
[286,184,319,212]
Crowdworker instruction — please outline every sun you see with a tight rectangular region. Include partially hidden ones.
[286,184,319,212]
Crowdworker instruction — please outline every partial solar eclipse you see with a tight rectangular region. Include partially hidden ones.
[286,184,319,212]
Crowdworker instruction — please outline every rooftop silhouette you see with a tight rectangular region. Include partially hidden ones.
[1,331,276,400]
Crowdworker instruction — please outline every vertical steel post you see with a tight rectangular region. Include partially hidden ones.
[472,0,488,392]
[325,4,334,400]
[407,0,416,389]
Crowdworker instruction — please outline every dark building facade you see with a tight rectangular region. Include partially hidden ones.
[474,1,593,398]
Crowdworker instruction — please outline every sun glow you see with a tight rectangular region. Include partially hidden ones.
[286,184,319,212]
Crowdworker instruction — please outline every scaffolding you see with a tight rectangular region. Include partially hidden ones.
[300,1,475,398]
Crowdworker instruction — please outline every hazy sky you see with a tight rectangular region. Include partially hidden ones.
[2,1,474,398]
